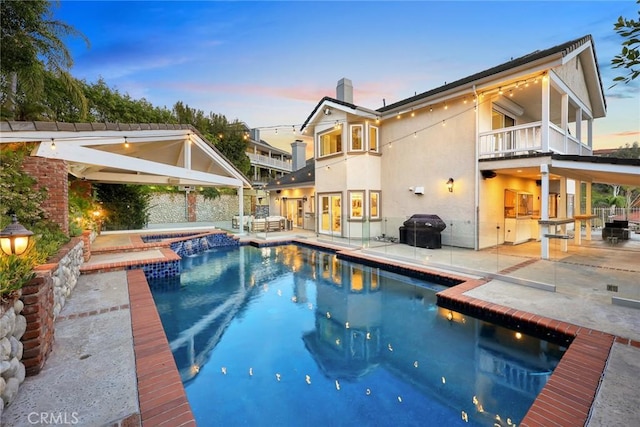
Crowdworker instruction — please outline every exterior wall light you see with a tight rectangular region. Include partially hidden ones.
[446,178,455,193]
[0,214,34,256]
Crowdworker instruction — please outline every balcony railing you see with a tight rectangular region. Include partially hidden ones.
[247,153,292,172]
[479,122,542,158]
[479,122,592,159]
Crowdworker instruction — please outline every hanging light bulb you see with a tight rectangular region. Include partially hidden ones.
[275,128,278,134]
[509,90,513,97]
[444,102,448,110]
[498,87,503,95]
[124,137,129,148]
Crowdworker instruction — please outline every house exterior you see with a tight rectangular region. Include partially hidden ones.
[268,35,640,258]
[264,141,316,229]
[246,128,292,188]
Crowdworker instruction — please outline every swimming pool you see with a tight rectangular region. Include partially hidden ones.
[149,244,566,426]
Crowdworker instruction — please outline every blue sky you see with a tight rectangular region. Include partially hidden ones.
[56,1,639,152]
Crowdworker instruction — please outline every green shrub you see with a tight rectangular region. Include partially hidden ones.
[0,145,70,298]
[95,183,150,230]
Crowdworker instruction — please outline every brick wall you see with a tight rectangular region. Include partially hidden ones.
[20,269,55,376]
[187,192,197,222]
[21,157,69,235]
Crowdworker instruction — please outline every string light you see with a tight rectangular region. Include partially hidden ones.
[50,139,56,150]
[124,136,129,148]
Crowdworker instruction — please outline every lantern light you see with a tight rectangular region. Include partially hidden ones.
[0,214,34,256]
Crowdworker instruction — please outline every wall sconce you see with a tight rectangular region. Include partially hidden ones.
[302,196,308,202]
[446,178,454,193]
[275,197,280,202]
[323,107,332,115]
[0,214,34,256]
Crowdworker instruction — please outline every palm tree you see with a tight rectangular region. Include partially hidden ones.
[0,0,89,120]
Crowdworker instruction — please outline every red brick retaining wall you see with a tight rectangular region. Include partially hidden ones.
[20,270,55,376]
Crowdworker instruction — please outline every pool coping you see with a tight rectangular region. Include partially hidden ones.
[91,235,638,426]
[128,269,196,426]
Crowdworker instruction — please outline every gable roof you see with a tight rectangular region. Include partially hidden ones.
[378,35,604,114]
[301,35,605,132]
[0,121,252,188]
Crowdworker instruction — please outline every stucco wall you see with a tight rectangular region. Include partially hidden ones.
[379,103,477,248]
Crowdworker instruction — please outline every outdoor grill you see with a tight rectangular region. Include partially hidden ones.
[399,214,447,249]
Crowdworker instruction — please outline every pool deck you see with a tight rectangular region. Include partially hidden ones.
[2,225,639,426]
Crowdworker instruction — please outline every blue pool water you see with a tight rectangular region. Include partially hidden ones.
[149,245,566,427]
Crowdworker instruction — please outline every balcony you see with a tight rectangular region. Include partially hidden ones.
[247,153,292,172]
[478,122,592,159]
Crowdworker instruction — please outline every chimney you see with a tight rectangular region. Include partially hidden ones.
[291,140,307,171]
[336,78,353,104]
[250,128,260,142]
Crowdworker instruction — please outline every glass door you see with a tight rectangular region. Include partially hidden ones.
[320,194,341,235]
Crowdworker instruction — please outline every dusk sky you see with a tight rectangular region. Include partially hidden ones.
[55,1,639,153]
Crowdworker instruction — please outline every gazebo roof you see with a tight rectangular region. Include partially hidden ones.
[0,121,252,188]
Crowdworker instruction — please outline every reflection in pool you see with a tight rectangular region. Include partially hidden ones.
[149,245,566,427]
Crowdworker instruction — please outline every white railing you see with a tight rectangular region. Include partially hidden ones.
[480,122,592,158]
[479,122,542,158]
[247,153,292,171]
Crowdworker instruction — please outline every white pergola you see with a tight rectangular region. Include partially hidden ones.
[0,124,252,231]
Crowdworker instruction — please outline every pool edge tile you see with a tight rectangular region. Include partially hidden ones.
[127,269,196,427]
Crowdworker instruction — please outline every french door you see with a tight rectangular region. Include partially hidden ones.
[319,194,341,235]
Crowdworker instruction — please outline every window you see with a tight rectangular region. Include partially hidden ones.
[349,191,364,220]
[350,124,363,151]
[319,128,342,157]
[369,191,380,219]
[369,125,379,152]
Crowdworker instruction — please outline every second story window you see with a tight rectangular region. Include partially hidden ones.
[319,127,342,157]
[350,124,363,151]
[369,125,379,152]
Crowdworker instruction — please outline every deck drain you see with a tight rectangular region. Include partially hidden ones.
[606,284,619,292]
[79,354,91,360]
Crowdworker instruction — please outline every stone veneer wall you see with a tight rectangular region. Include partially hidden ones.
[148,193,248,224]
[0,296,27,418]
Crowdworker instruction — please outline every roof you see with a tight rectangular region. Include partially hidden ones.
[300,96,365,132]
[550,153,640,187]
[264,159,315,190]
[301,35,605,131]
[0,121,252,188]
[378,35,603,113]
[480,152,640,187]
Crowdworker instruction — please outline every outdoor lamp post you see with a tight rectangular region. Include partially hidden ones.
[0,214,34,256]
